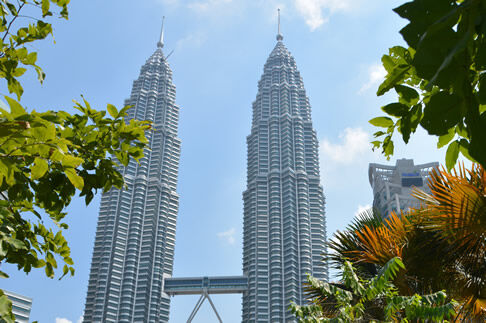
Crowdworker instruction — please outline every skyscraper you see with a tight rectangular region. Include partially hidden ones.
[3,290,32,323]
[369,159,438,217]
[242,20,328,322]
[83,23,181,322]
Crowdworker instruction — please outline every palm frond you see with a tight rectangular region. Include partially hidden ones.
[325,207,383,277]
[351,212,408,265]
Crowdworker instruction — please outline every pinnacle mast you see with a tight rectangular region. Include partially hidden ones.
[157,16,165,48]
[276,8,283,41]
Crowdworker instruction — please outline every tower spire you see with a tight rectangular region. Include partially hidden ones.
[157,16,165,48]
[276,8,283,41]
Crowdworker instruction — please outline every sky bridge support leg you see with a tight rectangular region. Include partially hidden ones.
[186,289,223,323]
[187,294,205,323]
[205,292,223,323]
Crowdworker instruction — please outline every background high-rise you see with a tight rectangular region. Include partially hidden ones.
[369,159,438,217]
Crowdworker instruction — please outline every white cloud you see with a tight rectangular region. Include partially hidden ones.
[55,315,83,323]
[157,0,179,4]
[184,0,362,30]
[293,0,360,30]
[56,319,72,323]
[320,127,370,164]
[217,227,236,245]
[359,63,386,94]
[354,204,371,217]
[188,0,233,12]
[294,0,327,30]
[176,31,208,51]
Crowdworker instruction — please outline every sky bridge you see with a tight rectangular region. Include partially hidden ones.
[164,276,247,322]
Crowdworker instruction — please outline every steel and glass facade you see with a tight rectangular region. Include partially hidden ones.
[83,39,181,322]
[242,34,327,322]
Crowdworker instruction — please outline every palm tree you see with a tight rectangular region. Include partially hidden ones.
[413,163,486,320]
[318,163,486,321]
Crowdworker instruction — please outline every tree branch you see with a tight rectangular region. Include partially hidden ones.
[2,1,26,42]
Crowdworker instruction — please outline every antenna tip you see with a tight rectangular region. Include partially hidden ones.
[157,17,165,48]
[276,8,283,41]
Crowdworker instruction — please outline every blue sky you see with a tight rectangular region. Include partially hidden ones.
[1,0,452,322]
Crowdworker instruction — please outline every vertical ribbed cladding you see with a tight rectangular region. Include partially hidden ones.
[84,45,181,323]
[243,39,327,322]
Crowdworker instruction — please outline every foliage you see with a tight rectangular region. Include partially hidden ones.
[0,99,149,279]
[326,163,486,320]
[413,163,486,320]
[290,257,457,322]
[370,0,486,170]
[0,1,151,321]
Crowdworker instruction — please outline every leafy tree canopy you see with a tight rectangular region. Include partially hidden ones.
[370,0,486,170]
[0,1,150,321]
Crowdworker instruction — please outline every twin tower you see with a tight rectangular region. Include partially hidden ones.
[83,19,327,323]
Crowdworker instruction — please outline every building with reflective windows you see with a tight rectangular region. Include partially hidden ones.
[242,29,328,322]
[83,25,181,322]
[369,159,438,217]
[4,290,32,323]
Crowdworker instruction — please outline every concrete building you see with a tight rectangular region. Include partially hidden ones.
[369,159,438,217]
[83,22,181,322]
[242,17,328,322]
[3,290,32,323]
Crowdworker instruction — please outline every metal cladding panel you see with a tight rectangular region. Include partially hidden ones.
[84,47,180,323]
[242,39,328,322]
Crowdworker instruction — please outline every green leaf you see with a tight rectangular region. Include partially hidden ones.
[426,27,472,90]
[31,157,48,180]
[395,85,419,105]
[6,3,17,16]
[369,117,394,128]
[12,68,26,77]
[377,65,410,96]
[445,140,460,171]
[409,104,422,131]
[479,73,486,105]
[7,237,26,250]
[65,168,84,190]
[41,0,50,16]
[107,104,118,118]
[62,155,83,168]
[4,96,25,117]
[420,92,462,136]
[381,55,395,73]
[0,291,14,323]
[437,128,455,149]
[45,263,54,278]
[382,103,409,117]
[6,77,23,100]
[23,52,38,65]
[118,105,131,118]
[469,131,486,168]
[458,139,476,163]
[383,136,394,157]
[400,114,412,143]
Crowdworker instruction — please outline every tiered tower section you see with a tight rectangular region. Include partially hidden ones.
[83,33,181,322]
[242,36,327,322]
